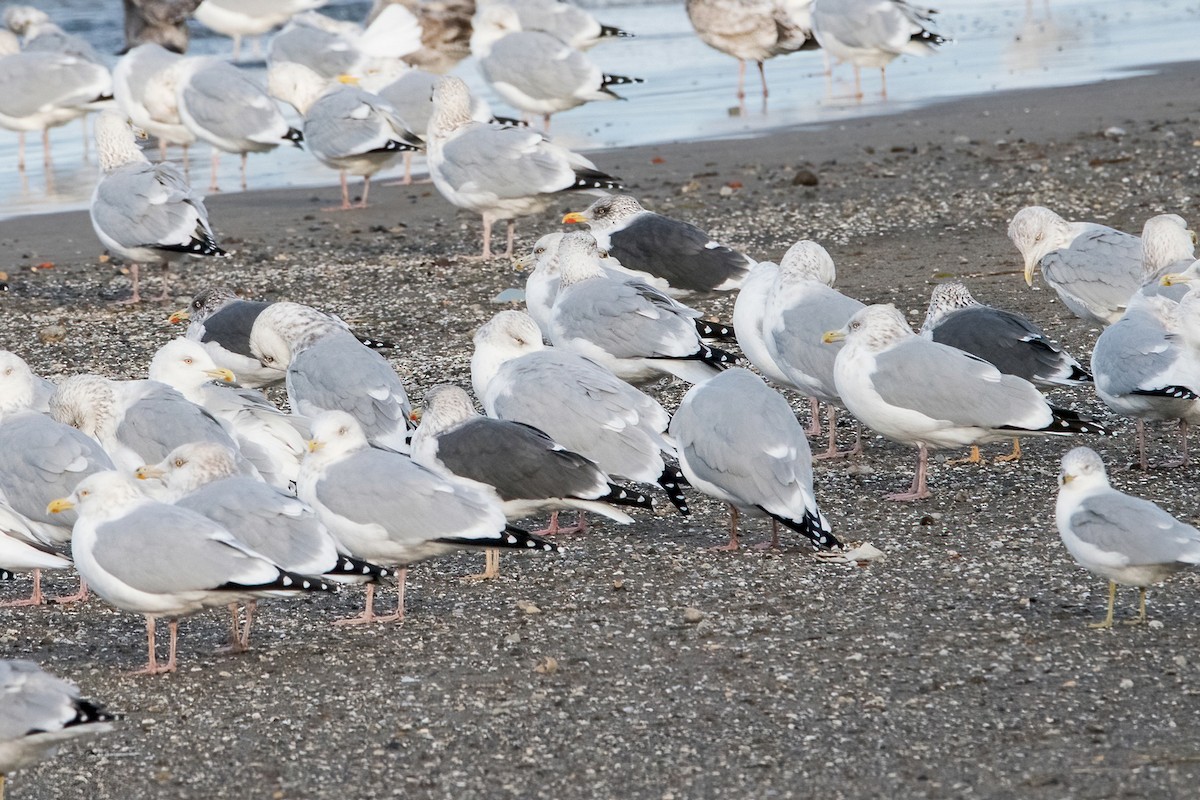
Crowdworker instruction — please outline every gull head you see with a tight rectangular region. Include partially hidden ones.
[921,281,978,332]
[95,111,150,174]
[174,285,240,326]
[307,411,370,460]
[416,384,477,438]
[0,350,41,417]
[1008,206,1071,286]
[1058,446,1109,491]
[48,471,146,519]
[563,195,644,231]
[515,232,564,275]
[429,76,476,137]
[148,338,234,397]
[137,442,240,497]
[778,240,836,287]
[555,231,606,287]
[823,304,913,352]
[49,375,117,441]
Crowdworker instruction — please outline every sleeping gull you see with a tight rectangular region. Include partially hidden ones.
[48,373,256,477]
[169,58,304,192]
[1092,293,1198,470]
[426,75,621,259]
[823,304,1108,501]
[299,411,558,623]
[549,231,737,385]
[1135,213,1195,301]
[5,6,102,62]
[268,63,421,209]
[483,0,633,50]
[1055,446,1200,628]
[670,368,840,551]
[733,259,791,385]
[810,0,946,99]
[1008,205,1141,325]
[920,280,1092,463]
[0,40,111,171]
[148,339,308,490]
[49,471,335,674]
[0,660,114,795]
[763,240,865,457]
[686,0,816,104]
[248,302,413,452]
[136,442,390,650]
[562,194,753,297]
[470,5,642,130]
[90,111,225,303]
[472,310,690,514]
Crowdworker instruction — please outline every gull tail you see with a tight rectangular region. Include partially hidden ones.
[1132,385,1199,400]
[219,569,336,594]
[599,24,634,39]
[1037,407,1111,436]
[283,127,304,148]
[373,139,422,154]
[657,464,690,515]
[602,74,643,87]
[570,167,622,191]
[601,483,654,511]
[763,506,842,550]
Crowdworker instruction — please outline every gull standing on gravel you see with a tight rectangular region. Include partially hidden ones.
[49,373,255,477]
[300,412,558,623]
[0,506,72,609]
[136,442,390,650]
[1092,293,1198,470]
[1008,205,1142,325]
[168,58,304,192]
[824,304,1108,501]
[733,259,791,385]
[763,240,865,456]
[562,195,753,297]
[148,339,309,489]
[472,310,691,514]
[0,660,114,796]
[470,4,642,130]
[49,471,334,674]
[112,44,196,163]
[670,368,840,551]
[810,0,946,99]
[920,280,1092,463]
[249,302,413,452]
[686,0,816,104]
[426,75,621,259]
[90,111,225,303]
[549,232,738,384]
[0,34,111,171]
[1055,446,1200,628]
[269,63,421,209]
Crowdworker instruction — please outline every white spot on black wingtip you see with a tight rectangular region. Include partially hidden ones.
[301,579,312,589]
[281,575,293,587]
[505,533,518,544]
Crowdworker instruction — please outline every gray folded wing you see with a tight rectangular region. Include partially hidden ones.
[1092,309,1180,396]
[0,52,109,118]
[481,33,599,102]
[118,384,244,464]
[438,125,575,200]
[768,286,864,401]
[930,306,1084,386]
[554,279,703,359]
[606,213,751,294]
[92,162,213,251]
[1068,491,1200,566]
[1041,228,1143,322]
[181,63,286,148]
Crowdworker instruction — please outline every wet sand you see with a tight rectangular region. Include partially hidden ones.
[3,60,1200,799]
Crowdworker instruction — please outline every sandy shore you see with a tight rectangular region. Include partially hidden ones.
[4,61,1200,799]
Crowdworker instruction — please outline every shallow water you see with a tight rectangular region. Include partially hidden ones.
[1,0,1196,220]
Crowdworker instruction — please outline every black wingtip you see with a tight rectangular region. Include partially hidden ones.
[700,344,739,371]
[569,167,622,192]
[603,483,654,510]
[436,525,560,553]
[374,139,422,154]
[326,555,394,582]
[601,74,644,87]
[71,698,117,727]
[354,332,396,350]
[599,24,634,39]
[284,127,304,147]
[914,29,948,47]
[219,569,337,594]
[1045,407,1112,437]
[0,568,11,580]
[657,465,690,516]
[1132,385,1199,400]
[765,507,842,550]
[695,318,737,342]
[1068,365,1094,383]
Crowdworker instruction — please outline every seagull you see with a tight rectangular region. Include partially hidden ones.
[248,302,413,452]
[1135,213,1196,300]
[763,240,865,457]
[48,373,255,477]
[470,4,642,130]
[1055,446,1200,628]
[1008,205,1142,325]
[298,411,558,624]
[268,7,424,80]
[425,75,621,259]
[685,0,817,104]
[810,0,945,99]
[112,44,196,162]
[0,660,114,795]
[148,339,309,490]
[471,310,690,514]
[49,471,335,674]
[268,63,421,210]
[168,58,304,192]
[0,40,111,171]
[562,195,753,296]
[1092,293,1199,470]
[89,111,225,303]
[732,259,791,385]
[549,231,737,385]
[0,506,72,609]
[670,368,841,551]
[824,304,1108,501]
[136,442,390,650]
[478,0,633,51]
[194,0,328,61]
[920,280,1092,463]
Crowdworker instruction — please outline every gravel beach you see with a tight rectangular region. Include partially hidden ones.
[4,62,1200,799]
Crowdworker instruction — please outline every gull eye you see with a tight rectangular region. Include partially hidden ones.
[192,298,203,310]
[338,426,349,436]
[183,357,193,365]
[79,490,89,498]
[850,322,860,330]
[3,368,11,376]
[174,458,185,468]
[1034,233,1043,242]
[262,355,275,364]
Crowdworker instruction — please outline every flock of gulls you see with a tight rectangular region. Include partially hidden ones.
[2,0,1200,794]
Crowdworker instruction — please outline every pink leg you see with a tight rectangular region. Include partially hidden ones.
[182,144,190,177]
[0,569,45,607]
[324,171,354,211]
[804,397,822,437]
[542,113,551,132]
[240,600,255,649]
[240,152,248,191]
[357,175,371,209]
[1135,419,1149,470]
[880,67,888,100]
[42,128,53,169]
[1155,419,1190,469]
[535,511,587,537]
[736,59,746,100]
[132,616,176,675]
[209,148,220,192]
[814,406,859,460]
[504,219,516,259]
[49,576,88,605]
[887,443,932,501]
[17,131,25,171]
[757,59,768,102]
[112,263,143,305]
[853,65,863,100]
[336,573,406,625]
[709,504,741,551]
[752,520,781,551]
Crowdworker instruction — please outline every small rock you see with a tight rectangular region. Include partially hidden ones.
[516,600,542,615]
[792,168,819,187]
[1103,126,1126,139]
[534,656,558,674]
[612,579,625,591]
[718,186,734,197]
[1119,678,1134,689]
[38,325,67,344]
[682,607,704,624]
